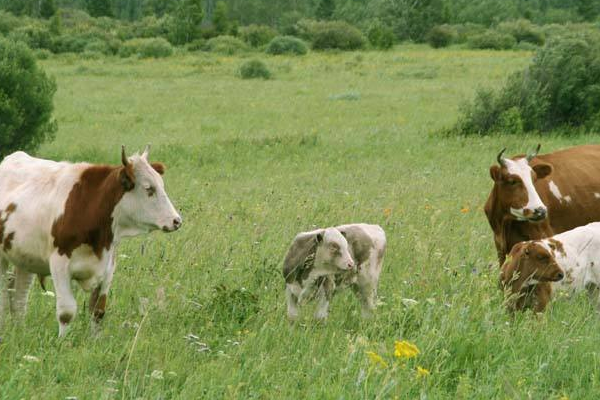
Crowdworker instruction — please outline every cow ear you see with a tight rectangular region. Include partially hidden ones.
[490,165,502,182]
[340,230,347,238]
[119,166,135,191]
[533,163,552,179]
[316,233,323,243]
[151,162,165,175]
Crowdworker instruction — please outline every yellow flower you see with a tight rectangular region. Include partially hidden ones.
[559,396,569,400]
[394,340,420,359]
[365,351,388,369]
[460,207,469,214]
[416,366,430,378]
[383,208,392,217]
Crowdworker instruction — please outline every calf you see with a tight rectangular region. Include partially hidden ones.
[0,146,181,337]
[283,223,386,320]
[500,222,600,312]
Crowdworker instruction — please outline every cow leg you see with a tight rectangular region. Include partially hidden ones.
[89,251,116,335]
[356,269,378,318]
[10,267,34,318]
[285,285,300,321]
[49,252,76,338]
[0,258,10,331]
[314,277,334,321]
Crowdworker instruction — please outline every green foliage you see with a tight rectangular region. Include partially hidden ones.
[497,19,545,45]
[205,285,259,326]
[0,38,56,156]
[301,19,366,51]
[315,0,336,20]
[451,34,600,135]
[467,30,516,50]
[374,0,448,42]
[0,10,21,34]
[48,10,61,35]
[427,25,457,48]
[8,25,53,49]
[239,58,271,79]
[367,21,395,50]
[212,1,229,35]
[87,0,113,18]
[239,24,277,47]
[167,0,203,45]
[39,0,56,19]
[265,35,308,55]
[204,35,247,54]
[118,37,173,58]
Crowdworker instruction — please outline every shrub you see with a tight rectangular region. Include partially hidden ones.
[467,30,516,50]
[0,38,57,156]
[34,48,52,59]
[450,34,600,135]
[0,11,22,35]
[84,39,110,55]
[302,20,366,51]
[265,35,308,55]
[451,23,486,43]
[8,25,53,50]
[239,59,271,79]
[204,35,247,54]
[239,24,277,47]
[50,33,90,53]
[185,38,207,52]
[367,22,395,50]
[119,38,173,58]
[427,25,457,48]
[497,19,545,46]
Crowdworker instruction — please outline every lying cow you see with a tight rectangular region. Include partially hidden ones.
[500,222,600,313]
[485,144,600,266]
[0,146,182,337]
[282,224,386,320]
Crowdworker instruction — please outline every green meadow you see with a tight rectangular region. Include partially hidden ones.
[1,46,599,399]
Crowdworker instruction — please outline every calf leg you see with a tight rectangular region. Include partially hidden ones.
[285,285,300,321]
[10,268,34,318]
[50,252,76,338]
[355,269,379,318]
[314,277,335,321]
[0,258,9,331]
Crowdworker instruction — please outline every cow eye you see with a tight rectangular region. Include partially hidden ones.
[145,186,156,197]
[506,179,518,186]
[537,254,548,261]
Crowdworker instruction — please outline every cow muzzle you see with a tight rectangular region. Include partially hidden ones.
[162,216,182,232]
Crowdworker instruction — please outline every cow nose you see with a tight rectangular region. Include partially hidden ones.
[173,217,182,230]
[348,261,355,269]
[556,272,564,280]
[534,207,547,218]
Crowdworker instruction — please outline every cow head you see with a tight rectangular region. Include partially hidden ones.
[489,145,553,222]
[314,228,355,272]
[116,145,182,236]
[500,241,564,297]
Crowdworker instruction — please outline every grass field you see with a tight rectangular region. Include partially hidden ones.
[1,45,600,399]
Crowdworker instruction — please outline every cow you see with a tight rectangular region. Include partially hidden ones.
[282,223,386,321]
[0,145,182,337]
[485,144,600,266]
[500,222,600,313]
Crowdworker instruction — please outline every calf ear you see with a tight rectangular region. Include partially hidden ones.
[490,165,502,182]
[151,162,165,175]
[339,230,347,239]
[119,166,135,191]
[316,233,323,243]
[533,163,552,179]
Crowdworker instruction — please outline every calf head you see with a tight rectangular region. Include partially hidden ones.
[500,240,564,311]
[314,228,355,272]
[116,145,182,236]
[489,145,553,222]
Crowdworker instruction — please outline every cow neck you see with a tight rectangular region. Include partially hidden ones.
[287,242,317,284]
[52,164,134,259]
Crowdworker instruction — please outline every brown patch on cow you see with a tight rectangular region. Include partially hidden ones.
[59,312,73,324]
[38,274,47,291]
[151,162,165,175]
[547,238,566,257]
[0,203,17,252]
[3,232,14,251]
[89,288,107,322]
[51,165,135,259]
[5,203,16,214]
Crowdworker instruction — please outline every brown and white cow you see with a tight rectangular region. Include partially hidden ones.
[0,146,181,337]
[485,144,600,266]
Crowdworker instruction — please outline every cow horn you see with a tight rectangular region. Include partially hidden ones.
[497,148,507,166]
[141,144,151,160]
[526,143,541,162]
[121,145,129,166]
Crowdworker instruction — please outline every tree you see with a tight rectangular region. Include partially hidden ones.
[87,0,113,17]
[0,38,57,157]
[315,0,335,20]
[49,10,62,35]
[577,0,599,21]
[40,0,57,18]
[168,0,204,44]
[213,1,229,34]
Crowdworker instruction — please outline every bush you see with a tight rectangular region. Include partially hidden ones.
[303,20,366,51]
[451,23,486,43]
[0,39,57,156]
[467,30,516,50]
[497,19,545,46]
[367,22,395,50]
[427,25,457,48]
[239,24,277,47]
[0,11,22,35]
[119,38,173,58]
[239,59,271,79]
[185,38,207,52]
[265,35,308,55]
[204,35,247,54]
[34,48,52,59]
[8,25,53,50]
[84,39,110,55]
[450,34,600,135]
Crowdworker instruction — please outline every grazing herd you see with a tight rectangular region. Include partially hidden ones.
[1,143,600,336]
